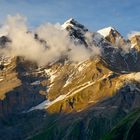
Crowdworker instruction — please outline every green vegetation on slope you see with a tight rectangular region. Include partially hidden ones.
[101,109,140,140]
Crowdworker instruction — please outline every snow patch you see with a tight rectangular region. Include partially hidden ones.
[76,60,90,72]
[97,27,114,37]
[77,63,86,72]
[28,94,67,111]
[46,84,53,92]
[45,69,57,83]
[28,100,51,111]
[30,80,40,86]
[121,71,129,74]
[63,79,71,87]
[64,61,88,87]
[45,95,66,109]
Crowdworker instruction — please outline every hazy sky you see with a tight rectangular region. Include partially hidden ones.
[0,0,139,36]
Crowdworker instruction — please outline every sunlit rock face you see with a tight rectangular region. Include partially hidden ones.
[130,35,140,51]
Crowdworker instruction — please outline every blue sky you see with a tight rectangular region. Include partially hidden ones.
[0,0,139,36]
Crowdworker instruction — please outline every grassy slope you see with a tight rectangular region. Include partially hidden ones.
[101,109,140,140]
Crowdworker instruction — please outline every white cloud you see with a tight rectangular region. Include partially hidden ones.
[0,14,101,66]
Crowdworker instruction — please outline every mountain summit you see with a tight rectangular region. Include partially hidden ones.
[97,26,115,37]
[62,18,88,32]
[98,26,126,45]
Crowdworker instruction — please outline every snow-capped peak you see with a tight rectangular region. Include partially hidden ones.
[97,27,115,38]
[62,18,88,32]
[64,18,74,24]
[62,18,75,29]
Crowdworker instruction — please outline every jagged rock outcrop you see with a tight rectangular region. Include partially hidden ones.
[0,57,47,117]
[62,18,88,47]
[130,35,140,51]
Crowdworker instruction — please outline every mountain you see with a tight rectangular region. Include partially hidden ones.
[0,18,140,140]
[62,19,140,72]
[62,18,89,47]
[97,27,124,44]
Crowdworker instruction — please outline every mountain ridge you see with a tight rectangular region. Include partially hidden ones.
[0,18,139,140]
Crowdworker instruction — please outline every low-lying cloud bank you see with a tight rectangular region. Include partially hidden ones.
[0,14,100,66]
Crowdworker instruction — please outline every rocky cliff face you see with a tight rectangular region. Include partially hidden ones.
[0,57,47,118]
[0,19,140,140]
[130,35,140,51]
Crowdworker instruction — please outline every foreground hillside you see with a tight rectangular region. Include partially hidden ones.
[102,109,140,140]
